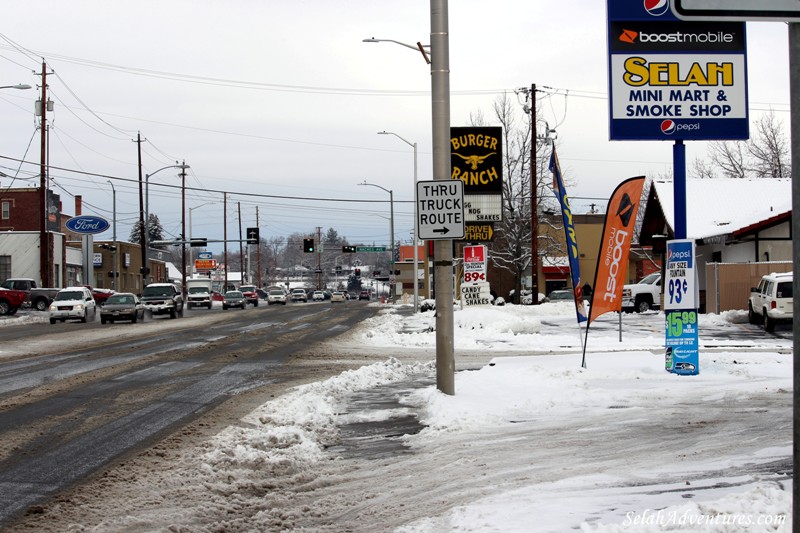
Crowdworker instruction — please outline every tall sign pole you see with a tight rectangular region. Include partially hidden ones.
[430,0,455,395]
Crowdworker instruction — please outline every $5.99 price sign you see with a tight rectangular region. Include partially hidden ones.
[667,310,697,337]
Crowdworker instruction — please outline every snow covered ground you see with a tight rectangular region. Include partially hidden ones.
[7,302,793,531]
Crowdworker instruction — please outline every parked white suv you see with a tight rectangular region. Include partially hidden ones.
[748,272,793,332]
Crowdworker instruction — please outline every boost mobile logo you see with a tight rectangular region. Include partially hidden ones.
[616,193,636,227]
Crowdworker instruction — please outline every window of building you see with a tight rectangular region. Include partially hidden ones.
[1,201,9,220]
[0,255,10,281]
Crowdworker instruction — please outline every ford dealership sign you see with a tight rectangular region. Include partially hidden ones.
[66,215,110,235]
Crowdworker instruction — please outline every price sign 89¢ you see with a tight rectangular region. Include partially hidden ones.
[464,272,486,283]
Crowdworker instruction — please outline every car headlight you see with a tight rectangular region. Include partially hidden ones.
[75,304,84,311]
[49,304,57,311]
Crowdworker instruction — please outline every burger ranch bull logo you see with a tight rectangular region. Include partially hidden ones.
[450,127,503,194]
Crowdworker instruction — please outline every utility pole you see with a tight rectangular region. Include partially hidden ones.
[224,192,229,292]
[237,202,244,284]
[37,61,49,287]
[180,161,188,295]
[136,133,147,285]
[256,206,262,287]
[317,226,322,289]
[530,83,540,304]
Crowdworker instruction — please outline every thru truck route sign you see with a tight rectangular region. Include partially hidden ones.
[416,180,465,240]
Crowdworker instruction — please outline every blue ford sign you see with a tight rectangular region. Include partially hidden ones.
[66,215,110,235]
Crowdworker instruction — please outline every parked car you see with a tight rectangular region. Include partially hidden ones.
[268,289,287,305]
[49,286,97,324]
[0,278,60,311]
[238,285,260,307]
[359,290,371,301]
[291,288,308,303]
[222,290,247,310]
[100,293,145,324]
[312,290,325,301]
[749,272,793,332]
[87,286,115,306]
[141,283,184,319]
[331,291,346,303]
[546,289,574,302]
[0,287,28,315]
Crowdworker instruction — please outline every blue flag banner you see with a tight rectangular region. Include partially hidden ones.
[550,147,587,323]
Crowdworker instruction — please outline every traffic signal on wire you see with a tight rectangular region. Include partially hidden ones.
[303,238,315,253]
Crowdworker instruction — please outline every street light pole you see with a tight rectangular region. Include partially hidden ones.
[141,162,190,285]
[378,130,419,312]
[107,180,117,291]
[358,181,394,302]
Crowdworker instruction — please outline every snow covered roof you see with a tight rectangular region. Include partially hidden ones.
[649,178,791,240]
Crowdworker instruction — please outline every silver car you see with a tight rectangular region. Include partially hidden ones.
[223,290,247,310]
[100,293,145,324]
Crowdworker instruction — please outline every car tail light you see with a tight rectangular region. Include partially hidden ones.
[771,301,777,309]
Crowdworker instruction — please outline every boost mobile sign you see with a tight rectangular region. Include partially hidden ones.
[607,0,748,141]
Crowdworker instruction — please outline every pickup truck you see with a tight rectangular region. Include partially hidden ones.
[0,278,60,311]
[621,273,661,313]
[0,287,27,315]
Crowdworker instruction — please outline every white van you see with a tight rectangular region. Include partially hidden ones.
[186,278,213,309]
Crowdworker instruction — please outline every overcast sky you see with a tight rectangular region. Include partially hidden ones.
[0,1,790,253]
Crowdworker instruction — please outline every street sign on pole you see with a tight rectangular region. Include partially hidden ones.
[416,179,465,240]
[672,0,800,21]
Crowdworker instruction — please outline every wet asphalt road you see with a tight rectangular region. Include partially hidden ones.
[0,301,380,528]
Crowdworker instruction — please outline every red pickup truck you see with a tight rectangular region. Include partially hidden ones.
[0,288,28,315]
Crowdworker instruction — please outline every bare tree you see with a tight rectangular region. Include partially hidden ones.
[472,92,562,303]
[694,111,789,179]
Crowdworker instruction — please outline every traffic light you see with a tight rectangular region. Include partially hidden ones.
[355,268,361,277]
[303,238,315,253]
[342,245,356,253]
[190,238,207,247]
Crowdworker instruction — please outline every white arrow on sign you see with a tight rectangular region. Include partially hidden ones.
[416,180,466,240]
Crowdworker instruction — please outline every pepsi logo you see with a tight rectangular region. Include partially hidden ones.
[660,120,676,135]
[644,0,670,17]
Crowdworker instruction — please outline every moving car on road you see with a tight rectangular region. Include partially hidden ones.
[359,290,371,301]
[238,285,260,307]
[100,293,145,324]
[312,290,325,301]
[223,290,247,310]
[268,289,287,305]
[291,288,308,303]
[49,287,97,324]
[331,291,346,303]
[141,283,184,319]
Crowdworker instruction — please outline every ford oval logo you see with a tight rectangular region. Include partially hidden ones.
[66,215,110,235]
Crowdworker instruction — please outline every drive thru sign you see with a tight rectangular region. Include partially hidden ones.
[416,180,465,240]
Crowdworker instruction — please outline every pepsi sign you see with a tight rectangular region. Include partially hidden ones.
[66,215,110,235]
[607,0,748,141]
